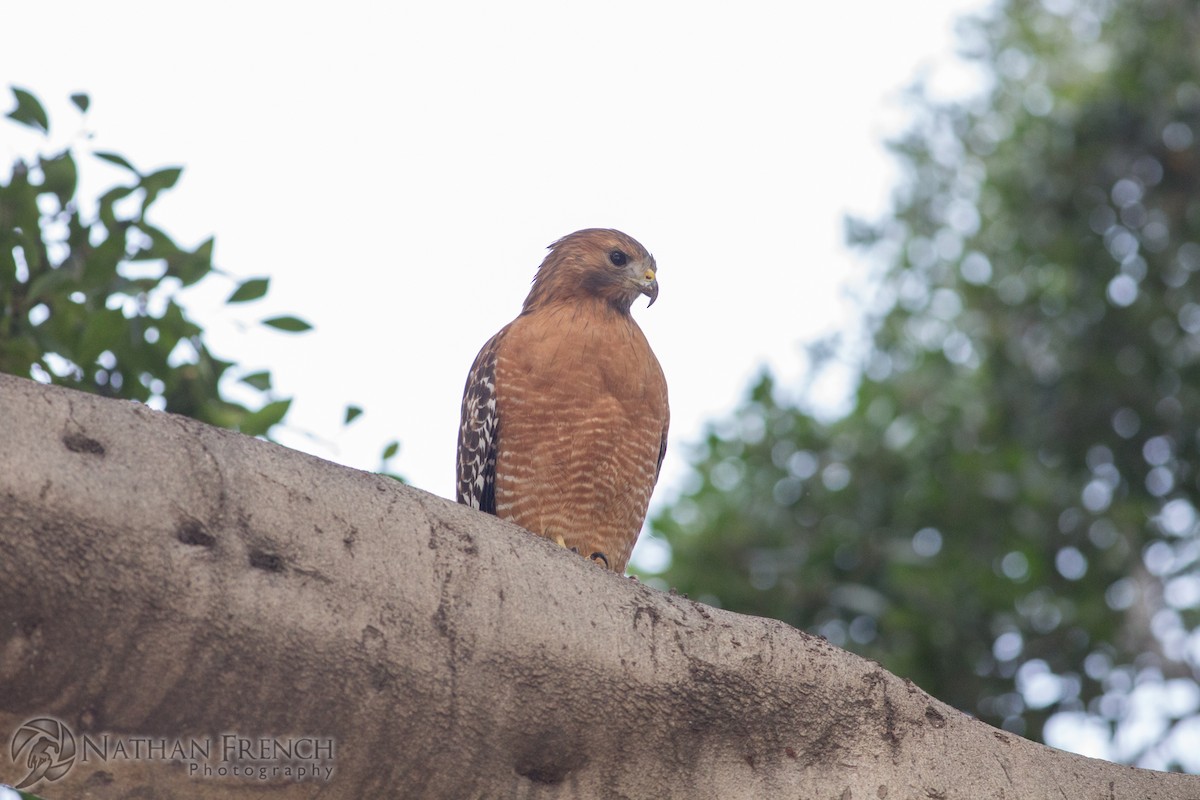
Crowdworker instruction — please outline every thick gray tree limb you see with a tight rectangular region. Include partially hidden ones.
[0,374,1195,799]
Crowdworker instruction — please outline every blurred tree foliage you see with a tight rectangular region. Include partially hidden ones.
[1,88,403,478]
[0,87,305,435]
[652,0,1200,770]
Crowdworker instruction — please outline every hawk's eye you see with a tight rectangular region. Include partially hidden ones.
[609,250,628,267]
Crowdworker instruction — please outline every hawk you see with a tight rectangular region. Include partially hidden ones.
[456,228,669,574]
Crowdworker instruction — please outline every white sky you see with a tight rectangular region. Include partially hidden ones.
[2,0,988,506]
[9,0,1200,771]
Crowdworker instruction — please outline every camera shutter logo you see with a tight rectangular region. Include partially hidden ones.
[10,718,77,790]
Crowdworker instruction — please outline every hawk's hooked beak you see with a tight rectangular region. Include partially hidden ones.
[639,268,659,307]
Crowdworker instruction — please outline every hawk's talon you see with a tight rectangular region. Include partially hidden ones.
[553,535,581,555]
[590,552,610,569]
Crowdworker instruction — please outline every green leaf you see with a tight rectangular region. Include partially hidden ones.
[70,92,90,112]
[382,440,400,460]
[262,315,313,333]
[80,234,125,289]
[137,166,184,215]
[7,86,49,134]
[135,223,183,263]
[77,308,125,367]
[39,150,78,207]
[140,166,183,193]
[94,151,139,174]
[181,237,215,286]
[227,277,269,304]
[240,399,292,437]
[98,184,136,229]
[162,236,214,287]
[1,160,40,238]
[240,370,272,391]
[344,405,363,425]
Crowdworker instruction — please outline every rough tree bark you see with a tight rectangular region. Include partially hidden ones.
[0,373,1195,799]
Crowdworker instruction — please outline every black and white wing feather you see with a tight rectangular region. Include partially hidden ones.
[456,330,502,513]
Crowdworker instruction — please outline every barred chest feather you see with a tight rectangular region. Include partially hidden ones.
[491,303,668,572]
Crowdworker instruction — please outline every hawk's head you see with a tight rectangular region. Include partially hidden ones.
[523,228,658,315]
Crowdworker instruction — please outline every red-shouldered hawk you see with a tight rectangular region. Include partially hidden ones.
[456,228,669,574]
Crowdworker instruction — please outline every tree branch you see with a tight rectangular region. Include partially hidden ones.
[0,374,1194,798]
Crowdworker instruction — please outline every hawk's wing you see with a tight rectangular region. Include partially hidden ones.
[655,420,669,484]
[456,329,503,513]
